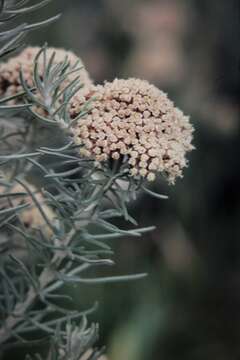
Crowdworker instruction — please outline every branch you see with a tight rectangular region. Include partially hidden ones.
[0,228,77,344]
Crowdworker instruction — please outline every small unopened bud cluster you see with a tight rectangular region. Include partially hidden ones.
[0,47,92,103]
[70,78,194,183]
[0,182,55,236]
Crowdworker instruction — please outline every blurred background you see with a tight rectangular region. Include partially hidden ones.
[26,0,240,359]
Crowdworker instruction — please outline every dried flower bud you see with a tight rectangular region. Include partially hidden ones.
[80,350,107,360]
[70,78,194,184]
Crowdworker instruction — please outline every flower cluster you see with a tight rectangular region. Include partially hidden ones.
[70,78,194,183]
[0,47,194,184]
[0,46,92,102]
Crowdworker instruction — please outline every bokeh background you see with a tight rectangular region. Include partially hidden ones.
[25,0,240,359]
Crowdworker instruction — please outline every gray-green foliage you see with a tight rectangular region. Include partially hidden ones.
[0,0,60,113]
[0,5,165,359]
[0,0,59,59]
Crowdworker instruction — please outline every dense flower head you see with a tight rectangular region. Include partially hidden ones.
[0,46,92,102]
[70,78,194,183]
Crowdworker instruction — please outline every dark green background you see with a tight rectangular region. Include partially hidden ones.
[17,0,240,359]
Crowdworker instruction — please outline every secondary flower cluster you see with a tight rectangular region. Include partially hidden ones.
[70,78,194,183]
[0,46,92,102]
